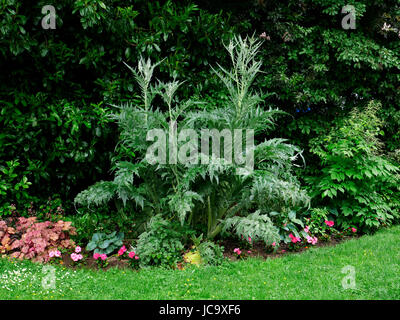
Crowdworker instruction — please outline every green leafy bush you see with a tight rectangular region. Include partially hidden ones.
[0,160,32,216]
[135,215,187,268]
[275,209,308,243]
[86,231,124,255]
[305,207,331,238]
[197,241,225,266]
[308,101,400,230]
[190,234,225,266]
[67,205,142,244]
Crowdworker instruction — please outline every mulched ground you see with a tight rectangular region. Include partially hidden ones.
[61,254,131,270]
[219,234,360,261]
[58,234,360,271]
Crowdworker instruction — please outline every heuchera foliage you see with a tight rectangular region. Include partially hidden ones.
[0,217,76,262]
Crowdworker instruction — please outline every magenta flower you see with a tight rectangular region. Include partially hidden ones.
[54,250,61,257]
[272,242,276,247]
[289,233,301,243]
[304,226,309,233]
[93,253,100,260]
[128,251,136,259]
[118,245,127,256]
[233,248,242,255]
[324,220,334,227]
[351,227,357,233]
[134,256,139,260]
[248,237,252,243]
[100,254,107,261]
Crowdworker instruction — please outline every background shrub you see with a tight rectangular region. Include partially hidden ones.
[307,101,400,231]
[1,0,400,245]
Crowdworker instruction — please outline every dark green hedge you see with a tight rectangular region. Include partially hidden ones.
[1,0,399,209]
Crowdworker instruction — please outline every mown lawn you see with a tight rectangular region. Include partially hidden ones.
[1,226,399,300]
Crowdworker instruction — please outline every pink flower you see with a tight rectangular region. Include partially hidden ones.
[281,250,286,253]
[49,250,55,258]
[75,246,81,253]
[118,245,127,256]
[248,237,252,243]
[351,228,357,233]
[324,220,334,227]
[247,250,251,254]
[71,253,79,262]
[304,226,309,233]
[77,254,83,260]
[233,248,242,255]
[307,236,318,245]
[93,253,100,260]
[272,242,276,247]
[134,256,139,260]
[54,250,61,257]
[100,254,107,261]
[289,233,301,243]
[128,251,135,259]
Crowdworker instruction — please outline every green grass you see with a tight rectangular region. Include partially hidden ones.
[1,226,400,300]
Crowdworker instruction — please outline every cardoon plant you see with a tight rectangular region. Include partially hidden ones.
[75,35,309,243]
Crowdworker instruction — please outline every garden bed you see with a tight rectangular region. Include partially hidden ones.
[54,233,360,271]
[220,233,359,261]
[1,226,399,300]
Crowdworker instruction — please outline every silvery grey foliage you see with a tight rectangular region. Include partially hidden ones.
[75,35,310,241]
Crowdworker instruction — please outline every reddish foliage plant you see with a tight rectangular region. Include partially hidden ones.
[0,217,76,262]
